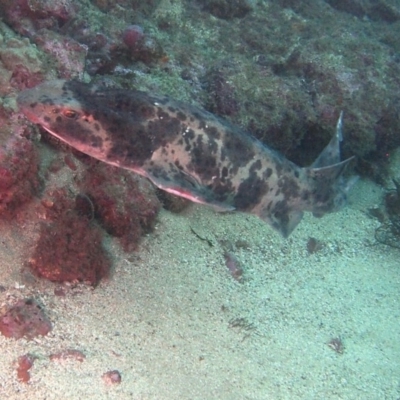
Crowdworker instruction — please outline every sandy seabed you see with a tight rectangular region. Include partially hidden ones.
[0,179,399,400]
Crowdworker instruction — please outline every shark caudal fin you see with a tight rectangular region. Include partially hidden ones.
[263,112,355,238]
[307,112,356,218]
[311,111,345,168]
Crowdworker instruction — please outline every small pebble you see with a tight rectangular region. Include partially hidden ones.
[224,251,243,282]
[16,354,35,383]
[50,349,85,363]
[102,370,122,385]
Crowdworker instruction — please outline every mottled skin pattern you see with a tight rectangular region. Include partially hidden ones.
[17,80,354,237]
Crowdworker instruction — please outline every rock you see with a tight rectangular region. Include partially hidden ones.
[0,298,52,340]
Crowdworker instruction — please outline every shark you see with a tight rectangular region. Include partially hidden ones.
[17,79,355,237]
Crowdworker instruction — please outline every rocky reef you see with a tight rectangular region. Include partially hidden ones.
[0,0,398,283]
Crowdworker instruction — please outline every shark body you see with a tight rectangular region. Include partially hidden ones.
[17,80,354,236]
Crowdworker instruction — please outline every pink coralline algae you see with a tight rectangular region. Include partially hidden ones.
[16,354,36,383]
[0,134,41,219]
[50,349,86,363]
[33,30,88,79]
[0,37,44,94]
[29,189,111,285]
[122,25,145,50]
[119,24,166,66]
[77,163,160,253]
[0,298,52,340]
[0,0,77,37]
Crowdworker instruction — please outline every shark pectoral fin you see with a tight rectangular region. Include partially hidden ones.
[262,208,304,238]
[144,165,234,212]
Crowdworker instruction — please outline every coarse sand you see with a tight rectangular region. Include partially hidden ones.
[0,178,399,400]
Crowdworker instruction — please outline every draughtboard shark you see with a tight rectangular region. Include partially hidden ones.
[17,80,354,237]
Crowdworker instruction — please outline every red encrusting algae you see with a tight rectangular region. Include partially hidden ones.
[16,354,35,383]
[29,188,111,285]
[0,298,52,340]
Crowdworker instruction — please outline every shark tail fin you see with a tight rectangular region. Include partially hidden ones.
[311,111,344,168]
[263,112,356,238]
[307,112,356,217]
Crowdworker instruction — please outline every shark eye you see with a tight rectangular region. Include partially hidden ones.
[63,109,78,119]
